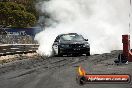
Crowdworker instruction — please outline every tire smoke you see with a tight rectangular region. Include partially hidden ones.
[35,0,130,56]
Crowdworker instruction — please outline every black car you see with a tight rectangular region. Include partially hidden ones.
[52,33,90,56]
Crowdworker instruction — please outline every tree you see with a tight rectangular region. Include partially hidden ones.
[0,2,36,27]
[25,0,39,20]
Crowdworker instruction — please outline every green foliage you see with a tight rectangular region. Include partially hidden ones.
[25,1,39,20]
[0,2,36,27]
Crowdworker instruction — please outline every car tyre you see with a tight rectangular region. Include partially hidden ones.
[57,47,63,57]
[52,47,56,56]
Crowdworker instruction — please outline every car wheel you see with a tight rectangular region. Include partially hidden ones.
[57,47,63,56]
[52,47,56,56]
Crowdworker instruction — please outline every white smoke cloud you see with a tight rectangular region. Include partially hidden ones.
[35,0,131,56]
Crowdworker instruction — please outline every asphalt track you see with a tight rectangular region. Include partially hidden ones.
[0,50,132,88]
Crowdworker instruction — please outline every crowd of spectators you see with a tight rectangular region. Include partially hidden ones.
[0,35,36,44]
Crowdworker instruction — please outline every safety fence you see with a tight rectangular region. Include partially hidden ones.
[0,35,37,44]
[0,44,39,56]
